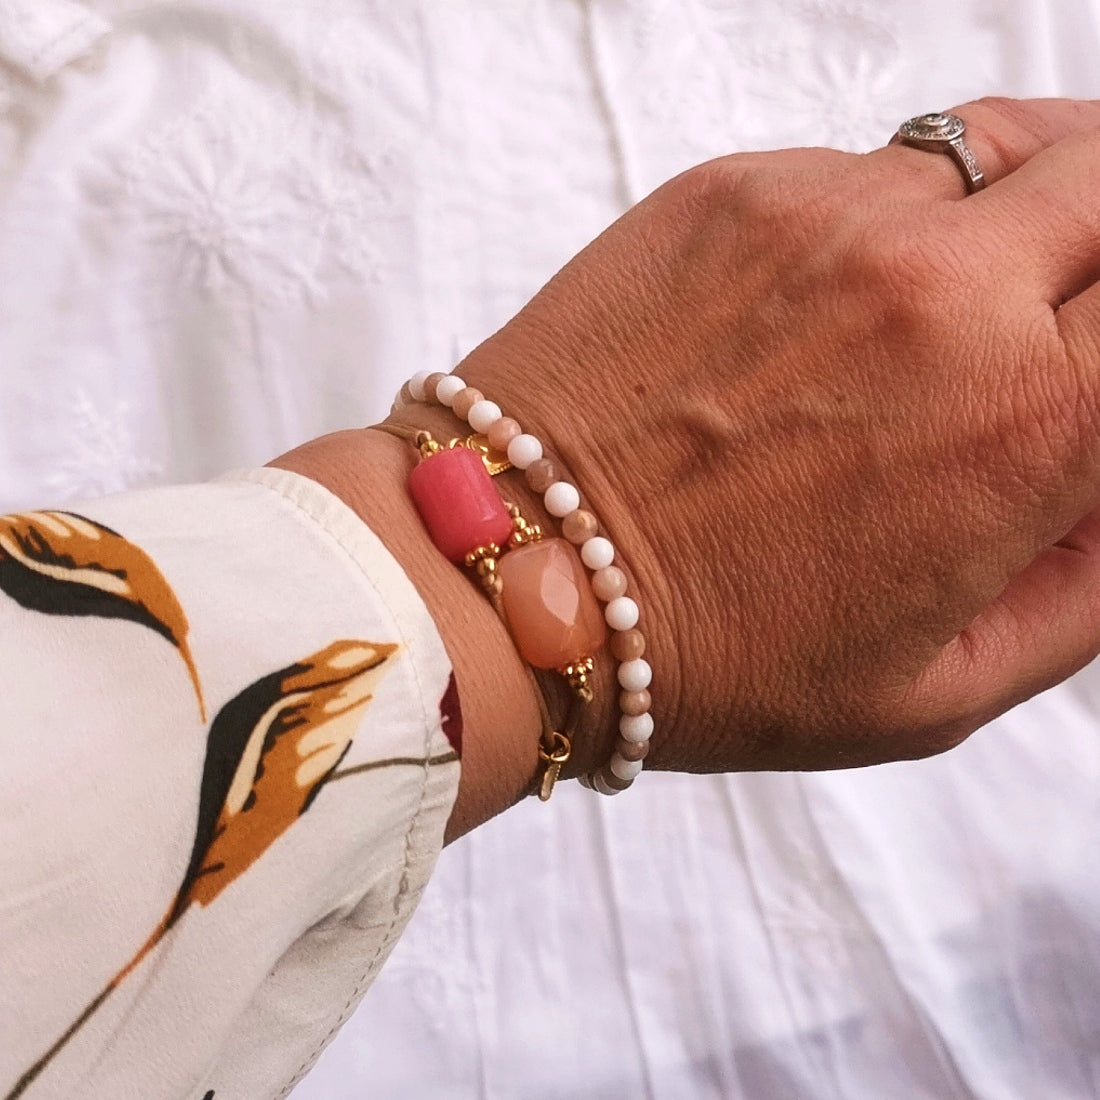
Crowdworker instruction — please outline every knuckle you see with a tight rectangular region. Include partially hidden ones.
[954,96,1037,172]
[956,95,1100,169]
[836,217,965,324]
[967,315,1086,507]
[672,149,854,246]
[1054,310,1100,447]
[966,94,1028,126]
[964,94,1040,137]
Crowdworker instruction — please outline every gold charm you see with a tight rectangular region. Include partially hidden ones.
[450,434,512,476]
[537,730,572,801]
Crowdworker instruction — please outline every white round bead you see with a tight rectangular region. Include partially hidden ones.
[605,596,639,631]
[619,711,654,743]
[507,434,543,470]
[593,772,626,796]
[435,375,466,407]
[467,400,502,433]
[409,371,432,401]
[581,536,614,571]
[610,755,645,782]
[618,658,652,692]
[544,481,581,518]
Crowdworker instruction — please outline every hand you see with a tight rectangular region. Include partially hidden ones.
[445,97,1100,774]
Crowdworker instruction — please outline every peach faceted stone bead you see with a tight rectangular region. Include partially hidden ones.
[499,538,608,668]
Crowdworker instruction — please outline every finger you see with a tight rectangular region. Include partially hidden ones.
[873,97,1100,199]
[964,124,1100,305]
[903,506,1100,748]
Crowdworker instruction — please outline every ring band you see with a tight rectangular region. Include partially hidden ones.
[895,113,986,193]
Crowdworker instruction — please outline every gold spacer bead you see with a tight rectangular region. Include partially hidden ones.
[463,543,501,569]
[508,507,543,548]
[559,658,596,703]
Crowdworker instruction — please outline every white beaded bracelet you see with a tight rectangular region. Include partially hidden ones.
[395,370,653,794]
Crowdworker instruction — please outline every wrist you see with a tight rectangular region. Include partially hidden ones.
[381,402,621,781]
[268,428,544,841]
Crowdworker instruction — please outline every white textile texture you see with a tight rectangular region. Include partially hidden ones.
[2,0,1099,1098]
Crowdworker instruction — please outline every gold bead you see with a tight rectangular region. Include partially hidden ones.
[508,509,543,547]
[559,658,596,703]
[463,543,501,569]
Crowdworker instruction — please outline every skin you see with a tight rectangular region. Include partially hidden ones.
[275,97,1100,841]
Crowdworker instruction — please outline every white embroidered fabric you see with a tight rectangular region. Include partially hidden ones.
[2,1,1099,1097]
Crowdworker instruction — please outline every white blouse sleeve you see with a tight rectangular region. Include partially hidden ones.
[0,466,461,1100]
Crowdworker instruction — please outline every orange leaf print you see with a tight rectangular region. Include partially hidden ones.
[172,639,398,916]
[0,510,205,720]
[4,639,400,1100]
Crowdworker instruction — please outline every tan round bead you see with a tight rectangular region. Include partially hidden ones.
[592,566,628,602]
[395,381,414,408]
[615,737,650,763]
[525,457,560,493]
[562,509,598,545]
[487,416,521,452]
[619,688,651,716]
[424,372,449,404]
[451,387,484,419]
[599,767,634,792]
[610,629,646,662]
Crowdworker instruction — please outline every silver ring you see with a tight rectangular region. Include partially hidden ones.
[895,112,986,193]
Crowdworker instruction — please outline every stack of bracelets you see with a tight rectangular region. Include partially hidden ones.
[387,370,653,797]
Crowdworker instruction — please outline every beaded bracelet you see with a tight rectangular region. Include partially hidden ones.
[392,370,654,795]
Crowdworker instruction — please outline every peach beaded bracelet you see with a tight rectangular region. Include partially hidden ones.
[393,370,653,795]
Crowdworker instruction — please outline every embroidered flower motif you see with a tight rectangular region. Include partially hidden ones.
[137,141,308,295]
[611,0,904,182]
[44,388,162,503]
[758,4,903,151]
[87,79,395,304]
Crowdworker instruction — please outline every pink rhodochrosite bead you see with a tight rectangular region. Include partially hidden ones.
[408,447,513,562]
[498,538,607,668]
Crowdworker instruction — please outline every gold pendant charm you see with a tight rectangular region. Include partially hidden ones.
[539,758,563,801]
[537,730,572,801]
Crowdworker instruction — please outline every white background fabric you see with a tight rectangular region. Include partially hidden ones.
[2,1,1099,1097]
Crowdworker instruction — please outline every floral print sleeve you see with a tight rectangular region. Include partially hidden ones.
[0,467,461,1100]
